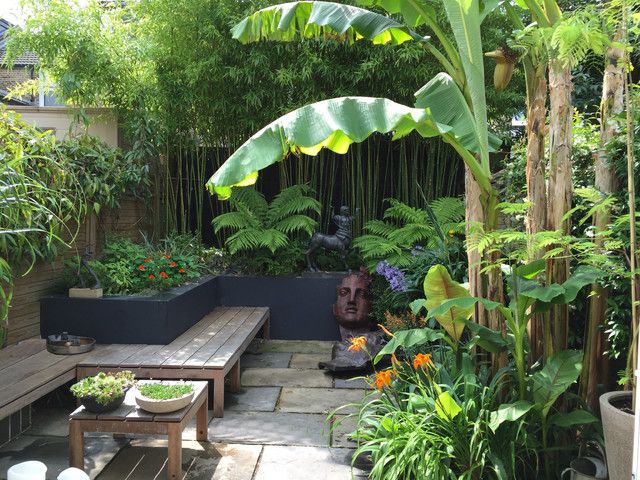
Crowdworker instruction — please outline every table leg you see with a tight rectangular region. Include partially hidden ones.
[212,371,225,418]
[69,420,84,470]
[167,423,182,480]
[229,359,241,394]
[196,393,208,442]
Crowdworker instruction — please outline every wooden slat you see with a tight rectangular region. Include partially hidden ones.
[205,308,269,368]
[82,344,144,368]
[117,344,164,368]
[0,338,45,371]
[161,307,242,367]
[182,307,256,367]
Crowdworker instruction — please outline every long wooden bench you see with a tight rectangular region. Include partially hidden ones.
[0,306,269,421]
[76,306,270,417]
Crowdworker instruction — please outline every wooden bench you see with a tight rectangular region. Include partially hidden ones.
[69,381,209,480]
[76,306,270,417]
[0,337,99,421]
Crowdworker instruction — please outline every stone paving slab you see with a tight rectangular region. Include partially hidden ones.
[241,352,292,368]
[289,353,328,369]
[256,340,334,354]
[0,434,126,479]
[96,440,261,480]
[330,415,359,449]
[333,375,370,390]
[253,446,367,480]
[225,387,281,412]
[208,411,329,446]
[242,368,333,388]
[278,388,365,415]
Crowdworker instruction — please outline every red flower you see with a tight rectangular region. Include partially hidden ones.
[144,258,152,263]
[148,274,155,280]
[178,268,186,273]
[164,255,171,259]
[160,271,169,279]
[138,265,145,271]
[169,261,177,267]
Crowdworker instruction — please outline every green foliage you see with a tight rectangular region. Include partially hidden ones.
[213,185,320,254]
[138,382,193,400]
[70,371,135,405]
[58,136,151,214]
[65,234,209,295]
[354,197,464,269]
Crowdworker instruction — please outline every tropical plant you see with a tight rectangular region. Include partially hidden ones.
[353,197,464,270]
[212,184,321,255]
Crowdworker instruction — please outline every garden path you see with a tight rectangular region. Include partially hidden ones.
[0,339,369,479]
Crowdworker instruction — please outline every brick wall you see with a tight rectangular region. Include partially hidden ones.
[7,198,152,344]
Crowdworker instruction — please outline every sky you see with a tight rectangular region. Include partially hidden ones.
[0,0,25,25]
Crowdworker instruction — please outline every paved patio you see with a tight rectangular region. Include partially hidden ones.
[0,340,370,479]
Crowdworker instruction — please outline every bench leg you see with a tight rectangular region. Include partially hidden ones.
[262,318,270,340]
[212,371,225,418]
[196,393,208,442]
[69,420,84,470]
[167,423,182,480]
[229,359,241,394]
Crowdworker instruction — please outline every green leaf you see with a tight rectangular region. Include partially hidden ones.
[549,409,598,428]
[423,265,472,341]
[531,350,583,417]
[409,298,426,315]
[207,88,483,198]
[232,1,426,46]
[515,259,546,279]
[521,283,565,303]
[464,320,511,353]
[489,400,533,432]
[374,327,445,362]
[357,0,436,29]
[435,391,462,420]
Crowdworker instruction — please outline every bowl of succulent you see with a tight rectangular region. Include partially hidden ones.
[70,371,135,413]
[134,381,194,414]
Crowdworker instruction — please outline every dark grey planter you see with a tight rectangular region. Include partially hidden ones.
[214,273,344,341]
[40,275,217,344]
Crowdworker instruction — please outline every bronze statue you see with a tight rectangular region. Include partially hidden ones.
[306,206,356,272]
[75,248,101,290]
[319,269,385,372]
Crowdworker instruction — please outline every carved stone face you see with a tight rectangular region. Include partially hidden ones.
[332,272,371,329]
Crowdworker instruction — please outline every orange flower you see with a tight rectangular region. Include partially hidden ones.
[144,258,152,263]
[149,274,155,280]
[413,353,433,370]
[375,370,394,389]
[160,271,169,279]
[348,336,367,352]
[169,261,177,267]
[138,265,145,271]
[178,268,186,273]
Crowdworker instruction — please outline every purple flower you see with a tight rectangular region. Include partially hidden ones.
[375,261,408,292]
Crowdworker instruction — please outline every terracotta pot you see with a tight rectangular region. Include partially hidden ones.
[599,391,634,480]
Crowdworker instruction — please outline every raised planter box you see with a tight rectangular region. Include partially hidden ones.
[214,273,344,341]
[40,275,217,344]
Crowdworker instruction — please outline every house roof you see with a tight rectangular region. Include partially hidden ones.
[0,87,31,105]
[0,18,38,66]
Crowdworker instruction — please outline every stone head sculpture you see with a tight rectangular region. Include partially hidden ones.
[332,268,372,334]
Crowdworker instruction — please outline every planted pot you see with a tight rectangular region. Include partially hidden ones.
[599,391,633,480]
[80,393,125,413]
[134,382,194,413]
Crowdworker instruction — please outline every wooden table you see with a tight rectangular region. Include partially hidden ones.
[69,381,208,479]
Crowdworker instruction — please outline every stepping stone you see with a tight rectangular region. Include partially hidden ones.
[333,376,370,390]
[0,434,125,479]
[226,387,281,412]
[241,368,333,388]
[289,353,327,369]
[96,439,260,480]
[208,411,329,446]
[241,352,292,368]
[278,388,365,415]
[253,446,367,479]
[257,340,334,354]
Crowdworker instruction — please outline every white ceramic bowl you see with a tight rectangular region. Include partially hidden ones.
[134,383,194,414]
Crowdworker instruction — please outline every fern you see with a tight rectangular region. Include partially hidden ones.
[353,197,465,270]
[213,185,319,255]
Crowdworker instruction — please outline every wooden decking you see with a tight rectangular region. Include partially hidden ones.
[0,306,270,420]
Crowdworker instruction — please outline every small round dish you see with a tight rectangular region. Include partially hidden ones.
[134,383,194,414]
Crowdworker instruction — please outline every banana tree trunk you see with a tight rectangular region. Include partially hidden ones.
[465,165,488,327]
[547,60,574,356]
[581,33,625,410]
[525,61,549,362]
